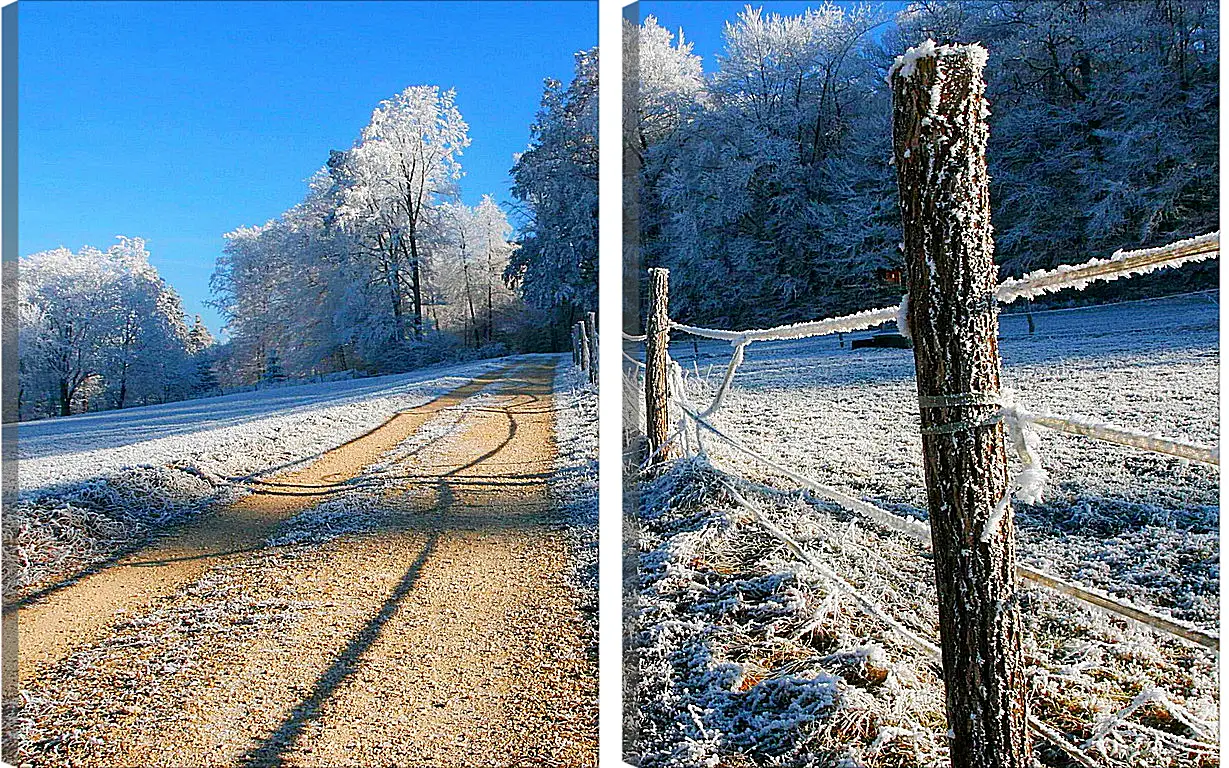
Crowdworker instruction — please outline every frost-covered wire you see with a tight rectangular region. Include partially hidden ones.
[1002,402,1218,466]
[622,331,647,342]
[671,396,1220,651]
[718,478,943,661]
[1015,566,1218,651]
[671,304,900,344]
[622,349,647,368]
[988,390,1051,543]
[646,236,1218,440]
[676,400,934,543]
[996,231,1219,304]
[669,358,699,456]
[667,233,1216,348]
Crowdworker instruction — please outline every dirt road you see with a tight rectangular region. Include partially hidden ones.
[5,360,597,767]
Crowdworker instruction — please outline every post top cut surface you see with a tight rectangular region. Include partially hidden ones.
[887,39,989,84]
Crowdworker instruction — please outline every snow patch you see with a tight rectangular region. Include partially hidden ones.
[887,39,936,83]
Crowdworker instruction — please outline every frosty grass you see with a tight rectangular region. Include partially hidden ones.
[628,293,1217,767]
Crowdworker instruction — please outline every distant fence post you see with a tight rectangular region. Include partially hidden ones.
[571,324,580,366]
[891,43,1029,767]
[578,321,590,375]
[645,267,673,462]
[586,311,599,384]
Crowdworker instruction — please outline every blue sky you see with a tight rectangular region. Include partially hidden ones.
[19,1,596,334]
[635,1,907,70]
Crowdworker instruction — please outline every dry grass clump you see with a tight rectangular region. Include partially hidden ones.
[3,465,221,603]
[627,459,1217,768]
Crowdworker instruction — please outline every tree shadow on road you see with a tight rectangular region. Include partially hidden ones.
[236,380,557,766]
[237,528,441,768]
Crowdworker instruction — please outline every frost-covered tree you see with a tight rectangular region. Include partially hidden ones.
[215,170,389,381]
[19,237,202,418]
[625,16,706,153]
[890,0,1219,282]
[625,16,707,318]
[185,315,221,397]
[438,201,485,346]
[214,86,524,381]
[186,315,214,355]
[636,5,892,326]
[632,1,1217,326]
[214,220,296,384]
[333,86,471,342]
[507,48,599,347]
[474,195,517,343]
[432,196,517,348]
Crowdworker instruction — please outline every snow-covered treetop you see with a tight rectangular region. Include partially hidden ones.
[625,16,706,145]
[336,85,471,228]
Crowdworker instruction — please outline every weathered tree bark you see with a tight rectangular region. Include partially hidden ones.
[891,43,1029,768]
[486,251,495,343]
[644,268,673,463]
[407,230,424,340]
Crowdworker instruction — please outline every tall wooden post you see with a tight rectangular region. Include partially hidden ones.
[644,268,672,462]
[586,311,599,383]
[571,325,579,366]
[891,43,1029,767]
[578,321,590,374]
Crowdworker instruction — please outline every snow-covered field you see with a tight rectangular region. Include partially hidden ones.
[675,291,1217,622]
[18,358,510,498]
[5,357,519,601]
[627,292,1218,767]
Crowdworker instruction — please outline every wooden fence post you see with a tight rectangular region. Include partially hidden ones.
[586,311,599,383]
[644,267,673,462]
[891,43,1029,767]
[571,325,579,366]
[578,321,590,374]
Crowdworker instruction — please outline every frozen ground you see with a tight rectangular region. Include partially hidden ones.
[6,358,599,767]
[4,357,529,601]
[627,292,1218,767]
[552,362,600,603]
